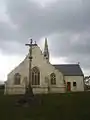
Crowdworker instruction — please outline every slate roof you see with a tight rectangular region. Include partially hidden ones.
[53,64,84,76]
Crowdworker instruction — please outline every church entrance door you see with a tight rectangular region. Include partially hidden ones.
[67,82,71,91]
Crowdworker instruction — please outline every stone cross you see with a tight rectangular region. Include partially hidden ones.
[25,39,36,95]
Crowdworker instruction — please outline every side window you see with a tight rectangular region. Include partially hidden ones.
[14,73,21,85]
[50,73,56,85]
[73,82,77,87]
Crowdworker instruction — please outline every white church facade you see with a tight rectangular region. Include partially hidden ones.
[4,38,84,95]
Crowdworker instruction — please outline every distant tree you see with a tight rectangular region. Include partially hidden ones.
[84,76,90,85]
[84,76,90,90]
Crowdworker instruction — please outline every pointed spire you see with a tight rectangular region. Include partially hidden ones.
[44,37,48,52]
[44,38,49,62]
[45,38,48,49]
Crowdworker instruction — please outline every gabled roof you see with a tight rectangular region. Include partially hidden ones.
[53,64,84,76]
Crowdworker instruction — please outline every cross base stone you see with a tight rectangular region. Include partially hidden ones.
[16,88,42,107]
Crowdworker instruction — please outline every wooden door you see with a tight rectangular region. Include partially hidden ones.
[67,82,71,91]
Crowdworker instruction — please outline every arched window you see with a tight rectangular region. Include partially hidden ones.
[14,73,21,85]
[50,73,56,85]
[32,67,40,85]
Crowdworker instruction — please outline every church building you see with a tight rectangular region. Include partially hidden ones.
[4,38,84,95]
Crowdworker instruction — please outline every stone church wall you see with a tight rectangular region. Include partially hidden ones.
[5,45,66,94]
[65,76,84,92]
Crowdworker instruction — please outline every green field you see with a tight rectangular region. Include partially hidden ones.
[0,91,90,120]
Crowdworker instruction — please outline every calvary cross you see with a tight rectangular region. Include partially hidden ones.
[25,39,37,95]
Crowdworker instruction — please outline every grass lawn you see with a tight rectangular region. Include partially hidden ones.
[0,91,90,120]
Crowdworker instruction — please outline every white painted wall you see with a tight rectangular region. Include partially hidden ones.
[65,76,84,92]
[5,45,65,94]
[5,45,84,94]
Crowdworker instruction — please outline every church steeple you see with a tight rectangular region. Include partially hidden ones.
[44,38,49,62]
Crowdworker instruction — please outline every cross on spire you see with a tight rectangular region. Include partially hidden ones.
[25,39,37,47]
[25,39,37,60]
[25,38,33,47]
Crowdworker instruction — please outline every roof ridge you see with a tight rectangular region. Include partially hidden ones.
[53,64,79,66]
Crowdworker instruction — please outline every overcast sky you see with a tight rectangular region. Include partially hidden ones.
[0,0,90,81]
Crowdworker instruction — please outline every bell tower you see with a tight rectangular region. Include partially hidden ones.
[44,38,49,62]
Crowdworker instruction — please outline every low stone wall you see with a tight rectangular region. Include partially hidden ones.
[33,86,66,94]
[4,86,66,95]
[49,86,66,93]
[4,85,25,95]
[33,87,48,94]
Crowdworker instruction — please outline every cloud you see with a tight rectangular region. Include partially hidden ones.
[4,0,90,43]
[6,0,90,41]
[0,51,25,80]
[48,32,90,74]
[0,0,90,75]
